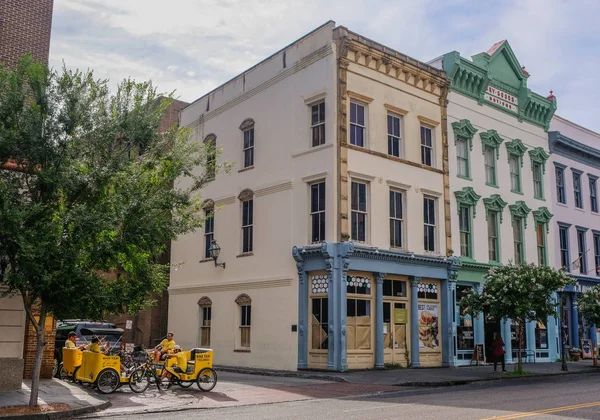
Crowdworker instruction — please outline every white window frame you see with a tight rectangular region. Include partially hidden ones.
[423,196,437,253]
[350,180,369,243]
[456,137,469,178]
[349,101,367,148]
[242,127,254,168]
[310,101,326,147]
[309,180,326,244]
[389,189,405,249]
[387,113,403,158]
[420,125,434,167]
[241,199,253,254]
[239,304,251,349]
[200,305,211,347]
[204,207,214,259]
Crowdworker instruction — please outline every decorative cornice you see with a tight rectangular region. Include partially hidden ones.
[549,131,600,171]
[417,115,440,127]
[442,41,556,130]
[255,181,293,197]
[235,293,252,305]
[336,29,448,96]
[509,200,532,227]
[454,187,481,217]
[169,277,292,294]
[532,207,553,232]
[451,119,478,150]
[239,118,255,131]
[483,194,508,222]
[528,147,550,173]
[505,138,528,164]
[384,103,409,116]
[458,258,497,272]
[480,130,504,158]
[347,90,374,104]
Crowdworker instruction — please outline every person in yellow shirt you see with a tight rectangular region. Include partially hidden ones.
[86,337,101,353]
[64,332,85,350]
[162,345,188,378]
[154,332,176,363]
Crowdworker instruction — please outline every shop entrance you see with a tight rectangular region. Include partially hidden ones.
[383,301,409,366]
[484,314,500,363]
[455,285,474,364]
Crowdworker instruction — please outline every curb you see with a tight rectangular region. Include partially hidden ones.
[394,368,600,387]
[4,400,111,420]
[214,366,349,383]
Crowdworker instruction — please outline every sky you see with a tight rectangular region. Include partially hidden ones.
[50,0,600,132]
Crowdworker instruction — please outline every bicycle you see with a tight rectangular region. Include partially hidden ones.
[128,358,172,393]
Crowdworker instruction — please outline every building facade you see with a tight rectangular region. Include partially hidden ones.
[431,41,559,365]
[169,21,461,371]
[0,0,55,391]
[549,115,600,351]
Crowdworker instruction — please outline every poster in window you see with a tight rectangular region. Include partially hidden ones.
[418,303,439,349]
[463,313,472,327]
[394,308,407,324]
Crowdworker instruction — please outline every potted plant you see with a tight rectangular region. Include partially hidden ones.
[569,347,582,361]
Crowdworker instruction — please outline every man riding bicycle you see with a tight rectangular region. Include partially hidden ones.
[153,332,176,363]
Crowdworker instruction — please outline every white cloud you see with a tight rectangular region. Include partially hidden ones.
[50,0,600,130]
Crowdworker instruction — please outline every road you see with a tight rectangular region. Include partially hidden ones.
[92,373,600,420]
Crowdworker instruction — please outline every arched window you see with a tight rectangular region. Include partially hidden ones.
[198,296,212,347]
[239,119,255,169]
[202,199,215,259]
[238,190,254,254]
[235,294,252,349]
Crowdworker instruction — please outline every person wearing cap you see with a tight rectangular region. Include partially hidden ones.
[162,345,188,379]
[64,332,85,350]
[154,332,176,363]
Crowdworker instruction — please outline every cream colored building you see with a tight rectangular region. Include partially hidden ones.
[0,289,26,390]
[170,21,459,372]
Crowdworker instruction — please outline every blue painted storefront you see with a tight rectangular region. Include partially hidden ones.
[559,276,600,355]
[292,241,460,371]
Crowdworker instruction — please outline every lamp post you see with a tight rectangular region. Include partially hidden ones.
[208,239,226,269]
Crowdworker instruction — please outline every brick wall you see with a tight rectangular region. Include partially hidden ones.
[0,0,54,67]
[22,301,56,379]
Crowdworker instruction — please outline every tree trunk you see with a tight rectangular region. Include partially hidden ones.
[22,294,46,407]
[517,321,523,373]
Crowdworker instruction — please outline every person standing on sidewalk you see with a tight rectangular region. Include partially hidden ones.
[492,332,507,372]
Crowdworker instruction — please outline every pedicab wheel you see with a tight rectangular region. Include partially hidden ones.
[72,366,82,384]
[196,368,217,392]
[128,367,150,393]
[179,380,194,388]
[156,375,173,391]
[96,369,120,394]
[58,364,70,381]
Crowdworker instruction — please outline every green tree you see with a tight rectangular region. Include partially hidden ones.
[460,263,574,373]
[0,56,230,406]
[578,285,600,327]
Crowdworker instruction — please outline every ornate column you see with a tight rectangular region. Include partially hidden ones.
[375,272,386,369]
[410,276,421,367]
[338,242,353,372]
[503,319,512,364]
[571,294,580,348]
[325,256,335,371]
[292,246,308,369]
[296,262,308,369]
[441,278,456,367]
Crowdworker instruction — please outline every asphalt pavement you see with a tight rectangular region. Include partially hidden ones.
[96,373,600,420]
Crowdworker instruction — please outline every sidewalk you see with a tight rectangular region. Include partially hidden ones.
[0,379,109,419]
[216,360,600,386]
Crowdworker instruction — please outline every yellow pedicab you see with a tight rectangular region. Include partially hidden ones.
[129,348,217,393]
[59,347,82,381]
[74,350,130,394]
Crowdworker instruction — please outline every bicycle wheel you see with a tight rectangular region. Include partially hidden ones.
[178,379,194,388]
[129,367,150,393]
[156,374,172,391]
[96,369,120,394]
[196,368,217,392]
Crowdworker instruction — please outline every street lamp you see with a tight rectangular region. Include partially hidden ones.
[208,239,226,269]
